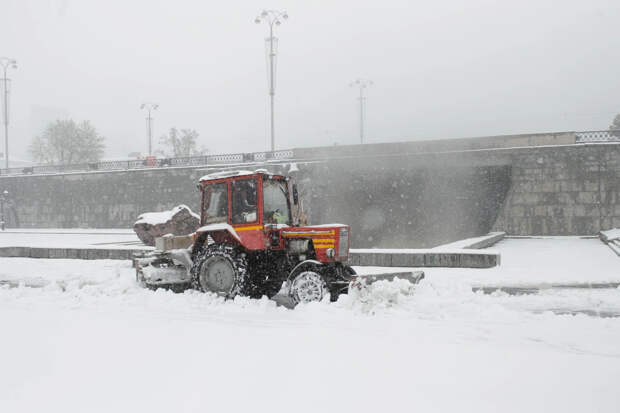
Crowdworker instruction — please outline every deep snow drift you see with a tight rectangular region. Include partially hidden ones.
[0,237,619,413]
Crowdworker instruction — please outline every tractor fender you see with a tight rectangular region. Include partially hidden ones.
[193,223,245,255]
[287,259,323,281]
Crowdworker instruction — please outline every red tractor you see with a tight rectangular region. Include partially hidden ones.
[136,169,355,304]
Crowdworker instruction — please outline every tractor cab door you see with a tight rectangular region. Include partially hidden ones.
[230,177,264,250]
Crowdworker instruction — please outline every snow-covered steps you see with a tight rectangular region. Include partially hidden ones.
[432,232,505,250]
[347,232,504,269]
[599,228,620,257]
[349,248,500,268]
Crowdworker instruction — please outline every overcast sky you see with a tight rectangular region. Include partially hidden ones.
[1,0,619,161]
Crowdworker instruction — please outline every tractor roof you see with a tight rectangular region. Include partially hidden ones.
[199,168,278,182]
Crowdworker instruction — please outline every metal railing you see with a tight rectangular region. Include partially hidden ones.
[0,150,294,177]
[576,130,620,143]
[2,129,619,177]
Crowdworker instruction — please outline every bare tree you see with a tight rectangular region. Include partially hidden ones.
[610,113,620,130]
[30,120,105,165]
[157,128,207,158]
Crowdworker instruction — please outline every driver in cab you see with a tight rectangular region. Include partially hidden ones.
[232,180,257,224]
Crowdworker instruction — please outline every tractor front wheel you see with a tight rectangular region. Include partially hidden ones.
[288,266,330,305]
[190,244,250,299]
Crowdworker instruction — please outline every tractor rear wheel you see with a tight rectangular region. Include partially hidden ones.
[190,244,250,299]
[288,266,330,305]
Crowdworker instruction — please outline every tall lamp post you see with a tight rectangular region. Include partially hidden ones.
[350,79,372,144]
[255,9,288,152]
[140,103,158,155]
[1,57,17,169]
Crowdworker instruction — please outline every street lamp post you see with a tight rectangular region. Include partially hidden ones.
[0,57,17,169]
[140,103,159,155]
[255,9,288,152]
[350,79,373,144]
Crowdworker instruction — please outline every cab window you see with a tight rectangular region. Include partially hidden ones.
[263,179,291,225]
[202,182,228,224]
[231,178,258,224]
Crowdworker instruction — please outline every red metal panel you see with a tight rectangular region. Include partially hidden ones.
[235,229,265,250]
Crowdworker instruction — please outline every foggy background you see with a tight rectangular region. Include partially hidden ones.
[1,0,619,162]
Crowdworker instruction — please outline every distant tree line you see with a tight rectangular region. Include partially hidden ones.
[29,120,208,166]
[157,127,207,158]
[30,119,105,165]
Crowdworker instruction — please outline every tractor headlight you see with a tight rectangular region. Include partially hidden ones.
[326,248,336,258]
[338,228,349,257]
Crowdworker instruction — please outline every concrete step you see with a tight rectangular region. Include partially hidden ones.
[0,246,500,269]
[0,246,151,260]
[349,249,500,268]
[599,229,620,257]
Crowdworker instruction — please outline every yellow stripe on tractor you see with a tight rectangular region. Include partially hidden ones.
[235,225,263,232]
[282,231,335,237]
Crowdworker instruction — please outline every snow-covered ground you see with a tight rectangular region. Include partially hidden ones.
[0,237,619,412]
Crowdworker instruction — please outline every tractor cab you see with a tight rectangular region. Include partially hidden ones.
[198,170,296,250]
[201,170,291,226]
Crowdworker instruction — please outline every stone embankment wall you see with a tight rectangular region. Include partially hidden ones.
[0,168,203,228]
[493,144,620,235]
[1,131,619,247]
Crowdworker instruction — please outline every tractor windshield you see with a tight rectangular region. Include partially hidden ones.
[263,179,291,225]
[202,182,228,224]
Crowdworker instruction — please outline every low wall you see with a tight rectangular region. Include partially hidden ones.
[349,249,500,268]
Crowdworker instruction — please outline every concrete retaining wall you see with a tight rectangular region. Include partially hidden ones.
[493,144,620,235]
[1,132,619,246]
